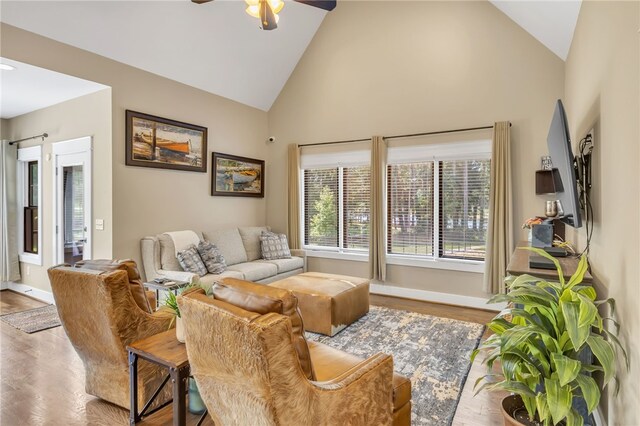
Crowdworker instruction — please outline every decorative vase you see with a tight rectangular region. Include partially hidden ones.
[175,316,185,343]
[188,377,206,415]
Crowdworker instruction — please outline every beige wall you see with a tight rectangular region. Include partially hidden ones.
[564,2,640,423]
[1,23,269,280]
[267,1,565,298]
[7,90,112,291]
[1,119,11,139]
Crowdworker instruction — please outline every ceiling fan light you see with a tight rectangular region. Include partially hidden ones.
[269,0,284,14]
[246,4,261,18]
[244,0,259,6]
[274,13,280,23]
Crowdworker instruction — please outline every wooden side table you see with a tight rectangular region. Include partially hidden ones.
[127,329,207,426]
[506,241,593,283]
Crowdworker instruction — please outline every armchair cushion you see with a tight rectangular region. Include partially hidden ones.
[214,277,314,380]
[308,340,411,411]
[74,259,152,313]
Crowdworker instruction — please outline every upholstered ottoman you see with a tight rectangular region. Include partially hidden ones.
[269,272,370,336]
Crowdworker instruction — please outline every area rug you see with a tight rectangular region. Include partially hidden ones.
[306,306,485,425]
[0,305,61,333]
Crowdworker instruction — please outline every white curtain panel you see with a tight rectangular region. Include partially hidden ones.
[1,141,21,282]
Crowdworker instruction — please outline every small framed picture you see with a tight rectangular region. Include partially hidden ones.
[125,110,207,172]
[211,152,264,198]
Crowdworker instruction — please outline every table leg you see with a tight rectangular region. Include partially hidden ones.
[170,365,189,426]
[129,351,139,425]
[156,289,160,308]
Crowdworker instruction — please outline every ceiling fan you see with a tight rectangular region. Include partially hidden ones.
[192,0,336,31]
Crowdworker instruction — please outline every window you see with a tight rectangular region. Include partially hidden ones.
[17,146,42,265]
[303,166,371,251]
[24,161,39,254]
[439,159,491,260]
[387,140,491,262]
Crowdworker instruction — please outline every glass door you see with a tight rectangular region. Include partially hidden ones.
[54,139,92,265]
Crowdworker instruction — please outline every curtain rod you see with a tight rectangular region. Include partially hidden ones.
[8,133,48,146]
[297,122,511,147]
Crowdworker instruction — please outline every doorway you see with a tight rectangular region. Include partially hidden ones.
[52,137,92,265]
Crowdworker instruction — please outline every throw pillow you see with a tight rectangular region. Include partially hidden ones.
[197,240,227,275]
[176,245,208,277]
[260,231,292,260]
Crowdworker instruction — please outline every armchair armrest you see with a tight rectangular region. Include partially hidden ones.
[157,269,200,284]
[311,353,394,425]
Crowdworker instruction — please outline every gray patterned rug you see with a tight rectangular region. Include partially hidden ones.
[306,306,485,425]
[0,305,61,333]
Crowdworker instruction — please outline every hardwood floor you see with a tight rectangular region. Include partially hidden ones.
[1,290,504,425]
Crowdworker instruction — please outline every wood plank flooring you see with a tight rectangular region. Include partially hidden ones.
[1,290,505,425]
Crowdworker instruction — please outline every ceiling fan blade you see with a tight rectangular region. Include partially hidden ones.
[191,0,213,4]
[293,0,336,11]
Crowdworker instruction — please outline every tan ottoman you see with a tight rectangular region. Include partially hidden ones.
[269,272,370,336]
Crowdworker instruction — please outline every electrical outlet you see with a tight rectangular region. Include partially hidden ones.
[95,219,104,231]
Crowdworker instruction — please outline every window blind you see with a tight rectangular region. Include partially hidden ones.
[387,162,434,256]
[304,168,339,247]
[343,166,371,250]
[439,159,491,260]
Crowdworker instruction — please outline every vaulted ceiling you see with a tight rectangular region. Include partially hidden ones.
[0,1,581,113]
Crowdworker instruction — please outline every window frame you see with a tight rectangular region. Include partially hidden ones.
[301,166,371,256]
[385,153,490,273]
[17,146,43,266]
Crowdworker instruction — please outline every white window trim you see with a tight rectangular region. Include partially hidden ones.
[17,146,43,266]
[386,254,485,273]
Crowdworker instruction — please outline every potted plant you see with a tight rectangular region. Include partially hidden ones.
[473,248,628,426]
[162,284,201,343]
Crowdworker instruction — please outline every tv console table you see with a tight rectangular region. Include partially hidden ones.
[506,241,593,284]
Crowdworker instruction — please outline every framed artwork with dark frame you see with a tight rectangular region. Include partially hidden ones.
[125,110,207,172]
[211,152,265,198]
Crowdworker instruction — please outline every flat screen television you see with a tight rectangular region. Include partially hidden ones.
[547,99,582,228]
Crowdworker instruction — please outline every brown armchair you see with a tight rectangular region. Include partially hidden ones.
[178,279,411,426]
[47,260,174,410]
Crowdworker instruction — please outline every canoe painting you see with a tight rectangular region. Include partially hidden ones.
[126,111,208,172]
[132,117,203,166]
[212,153,264,197]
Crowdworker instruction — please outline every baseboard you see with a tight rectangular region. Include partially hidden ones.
[370,282,505,311]
[5,282,55,304]
[593,408,605,426]
[0,281,8,290]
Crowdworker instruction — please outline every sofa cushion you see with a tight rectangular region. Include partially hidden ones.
[74,259,152,313]
[176,245,208,277]
[214,277,314,380]
[308,340,411,411]
[260,231,292,260]
[258,257,304,274]
[226,262,277,282]
[158,234,183,271]
[197,241,227,274]
[202,229,248,266]
[238,226,271,261]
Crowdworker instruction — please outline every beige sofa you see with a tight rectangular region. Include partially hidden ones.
[140,226,306,288]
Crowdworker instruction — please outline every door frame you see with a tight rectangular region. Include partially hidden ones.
[52,137,92,264]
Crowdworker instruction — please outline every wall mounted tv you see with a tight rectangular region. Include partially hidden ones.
[547,99,582,228]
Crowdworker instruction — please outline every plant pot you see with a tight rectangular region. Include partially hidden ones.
[175,316,185,343]
[502,395,544,426]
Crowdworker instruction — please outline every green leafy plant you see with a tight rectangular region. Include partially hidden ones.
[472,247,628,426]
[161,283,201,326]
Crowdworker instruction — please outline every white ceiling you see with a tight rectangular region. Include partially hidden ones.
[0,0,327,111]
[0,57,108,119]
[1,1,581,114]
[490,0,582,60]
